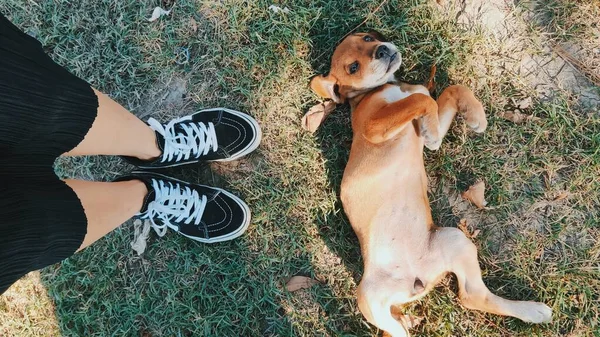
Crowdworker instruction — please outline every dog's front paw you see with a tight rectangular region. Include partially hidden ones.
[516,301,552,324]
[420,116,442,150]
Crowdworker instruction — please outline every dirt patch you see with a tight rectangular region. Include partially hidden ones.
[136,76,190,120]
[434,177,592,260]
[442,0,600,108]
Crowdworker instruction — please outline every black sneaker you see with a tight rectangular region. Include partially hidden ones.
[124,108,261,169]
[117,172,251,243]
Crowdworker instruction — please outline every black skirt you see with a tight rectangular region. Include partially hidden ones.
[0,13,98,294]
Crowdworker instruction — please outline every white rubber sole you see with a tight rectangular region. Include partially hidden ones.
[133,171,251,244]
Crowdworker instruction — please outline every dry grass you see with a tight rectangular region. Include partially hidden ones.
[0,272,60,337]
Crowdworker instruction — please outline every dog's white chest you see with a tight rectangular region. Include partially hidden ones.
[380,85,429,103]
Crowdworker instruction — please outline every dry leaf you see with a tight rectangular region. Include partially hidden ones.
[391,305,424,328]
[190,18,198,32]
[517,97,532,109]
[286,276,319,292]
[570,293,585,306]
[301,101,336,133]
[462,181,487,209]
[400,315,424,329]
[458,218,481,239]
[553,191,570,201]
[148,7,171,22]
[268,5,290,13]
[498,111,539,124]
[458,218,469,234]
[535,246,544,260]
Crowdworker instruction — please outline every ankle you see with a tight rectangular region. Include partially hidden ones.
[127,179,150,213]
[136,132,162,160]
[137,149,161,161]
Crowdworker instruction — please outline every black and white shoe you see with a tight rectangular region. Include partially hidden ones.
[117,172,251,243]
[124,108,261,169]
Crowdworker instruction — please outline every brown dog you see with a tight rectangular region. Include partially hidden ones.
[309,31,552,336]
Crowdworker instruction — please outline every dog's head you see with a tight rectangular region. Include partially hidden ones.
[310,31,401,103]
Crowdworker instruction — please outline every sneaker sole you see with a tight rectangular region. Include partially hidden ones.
[132,171,251,244]
[136,108,262,169]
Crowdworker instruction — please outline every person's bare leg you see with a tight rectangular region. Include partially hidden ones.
[65,179,148,251]
[65,89,160,159]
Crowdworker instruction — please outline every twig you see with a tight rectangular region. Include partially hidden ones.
[552,44,600,87]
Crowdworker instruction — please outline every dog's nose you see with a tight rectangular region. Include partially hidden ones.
[375,45,390,59]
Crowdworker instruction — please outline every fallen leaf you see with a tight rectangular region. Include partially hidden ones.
[553,191,570,201]
[462,181,487,209]
[190,18,198,32]
[268,5,290,14]
[517,97,532,109]
[286,276,319,292]
[458,218,469,234]
[148,7,171,22]
[535,246,544,260]
[458,218,481,239]
[401,315,424,329]
[498,111,540,124]
[570,293,585,306]
[301,101,337,133]
[391,306,424,328]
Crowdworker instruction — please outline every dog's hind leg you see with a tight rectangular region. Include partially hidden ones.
[357,277,411,337]
[432,227,552,323]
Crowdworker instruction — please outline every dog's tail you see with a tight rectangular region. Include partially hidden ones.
[425,64,436,94]
[357,278,419,337]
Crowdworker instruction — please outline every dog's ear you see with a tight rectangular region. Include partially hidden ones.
[310,74,341,103]
[368,29,388,42]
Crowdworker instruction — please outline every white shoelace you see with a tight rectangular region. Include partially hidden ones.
[138,179,208,237]
[148,116,219,163]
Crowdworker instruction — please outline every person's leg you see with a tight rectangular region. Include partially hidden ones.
[64,89,161,160]
[68,170,252,251]
[61,88,260,251]
[64,89,261,169]
[65,179,148,251]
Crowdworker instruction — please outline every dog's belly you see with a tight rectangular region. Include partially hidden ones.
[341,142,432,266]
[343,156,440,287]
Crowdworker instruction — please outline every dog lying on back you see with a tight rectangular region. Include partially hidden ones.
[309,31,552,336]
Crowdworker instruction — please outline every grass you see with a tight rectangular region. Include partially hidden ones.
[1,0,599,336]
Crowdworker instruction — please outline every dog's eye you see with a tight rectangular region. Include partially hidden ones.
[349,62,359,74]
[363,35,374,42]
